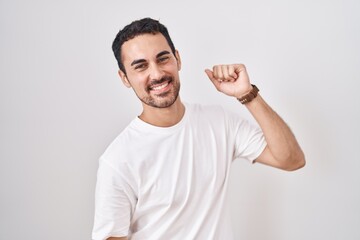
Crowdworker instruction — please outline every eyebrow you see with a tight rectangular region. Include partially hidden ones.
[130,50,171,67]
[156,50,170,58]
[131,59,146,67]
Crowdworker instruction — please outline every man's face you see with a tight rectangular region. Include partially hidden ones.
[119,33,181,109]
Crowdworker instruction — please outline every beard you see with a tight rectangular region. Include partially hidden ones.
[137,75,181,109]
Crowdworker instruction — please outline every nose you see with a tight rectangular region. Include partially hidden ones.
[149,63,164,80]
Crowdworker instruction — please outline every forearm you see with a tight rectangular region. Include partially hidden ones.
[245,94,305,169]
[205,63,305,170]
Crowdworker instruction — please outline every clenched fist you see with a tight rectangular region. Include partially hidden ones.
[205,64,253,99]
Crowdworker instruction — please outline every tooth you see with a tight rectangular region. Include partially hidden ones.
[153,82,168,90]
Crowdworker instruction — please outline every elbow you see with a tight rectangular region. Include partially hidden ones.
[284,151,306,171]
[286,158,306,171]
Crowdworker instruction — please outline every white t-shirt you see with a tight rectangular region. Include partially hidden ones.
[92,103,266,240]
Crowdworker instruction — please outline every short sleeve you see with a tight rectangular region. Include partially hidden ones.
[92,158,137,240]
[227,111,267,163]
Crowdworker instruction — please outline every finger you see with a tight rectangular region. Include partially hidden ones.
[213,65,224,81]
[221,65,233,82]
[235,64,251,82]
[228,65,238,80]
[205,69,221,90]
[234,64,246,74]
[223,65,238,82]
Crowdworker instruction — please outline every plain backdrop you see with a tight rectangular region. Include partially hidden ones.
[1,0,359,239]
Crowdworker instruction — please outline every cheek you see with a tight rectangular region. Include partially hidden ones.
[164,64,179,75]
[127,73,148,85]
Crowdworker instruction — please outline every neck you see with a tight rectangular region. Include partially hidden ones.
[139,97,185,127]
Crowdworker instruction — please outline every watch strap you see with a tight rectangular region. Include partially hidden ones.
[237,84,259,104]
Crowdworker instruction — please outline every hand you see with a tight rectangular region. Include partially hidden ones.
[205,64,253,98]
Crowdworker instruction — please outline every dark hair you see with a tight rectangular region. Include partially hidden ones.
[112,18,176,74]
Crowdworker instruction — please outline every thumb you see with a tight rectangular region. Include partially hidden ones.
[204,69,214,79]
[205,69,221,90]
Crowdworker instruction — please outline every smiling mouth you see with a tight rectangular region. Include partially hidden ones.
[151,81,170,91]
[148,77,173,93]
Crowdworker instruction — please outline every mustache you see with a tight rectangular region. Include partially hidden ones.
[147,76,173,91]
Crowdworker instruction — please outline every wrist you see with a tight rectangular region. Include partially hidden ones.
[237,84,259,104]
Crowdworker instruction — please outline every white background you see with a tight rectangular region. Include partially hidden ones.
[1,0,359,239]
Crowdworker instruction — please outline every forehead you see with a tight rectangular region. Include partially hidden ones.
[121,33,171,63]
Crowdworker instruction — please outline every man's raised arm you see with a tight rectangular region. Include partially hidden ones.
[205,64,305,171]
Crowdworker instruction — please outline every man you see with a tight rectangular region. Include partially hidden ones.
[92,18,305,240]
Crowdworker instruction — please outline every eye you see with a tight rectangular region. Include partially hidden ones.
[158,56,169,63]
[134,63,147,70]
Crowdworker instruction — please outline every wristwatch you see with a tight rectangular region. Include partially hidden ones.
[237,84,259,104]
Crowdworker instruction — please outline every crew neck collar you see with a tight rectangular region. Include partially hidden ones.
[131,103,189,134]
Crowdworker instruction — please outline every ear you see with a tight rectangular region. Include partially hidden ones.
[118,69,131,88]
[175,50,181,71]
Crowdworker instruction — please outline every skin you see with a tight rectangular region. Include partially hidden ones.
[118,33,184,127]
[110,33,305,239]
[205,65,305,170]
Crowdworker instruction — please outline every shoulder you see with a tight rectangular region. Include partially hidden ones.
[100,119,140,164]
